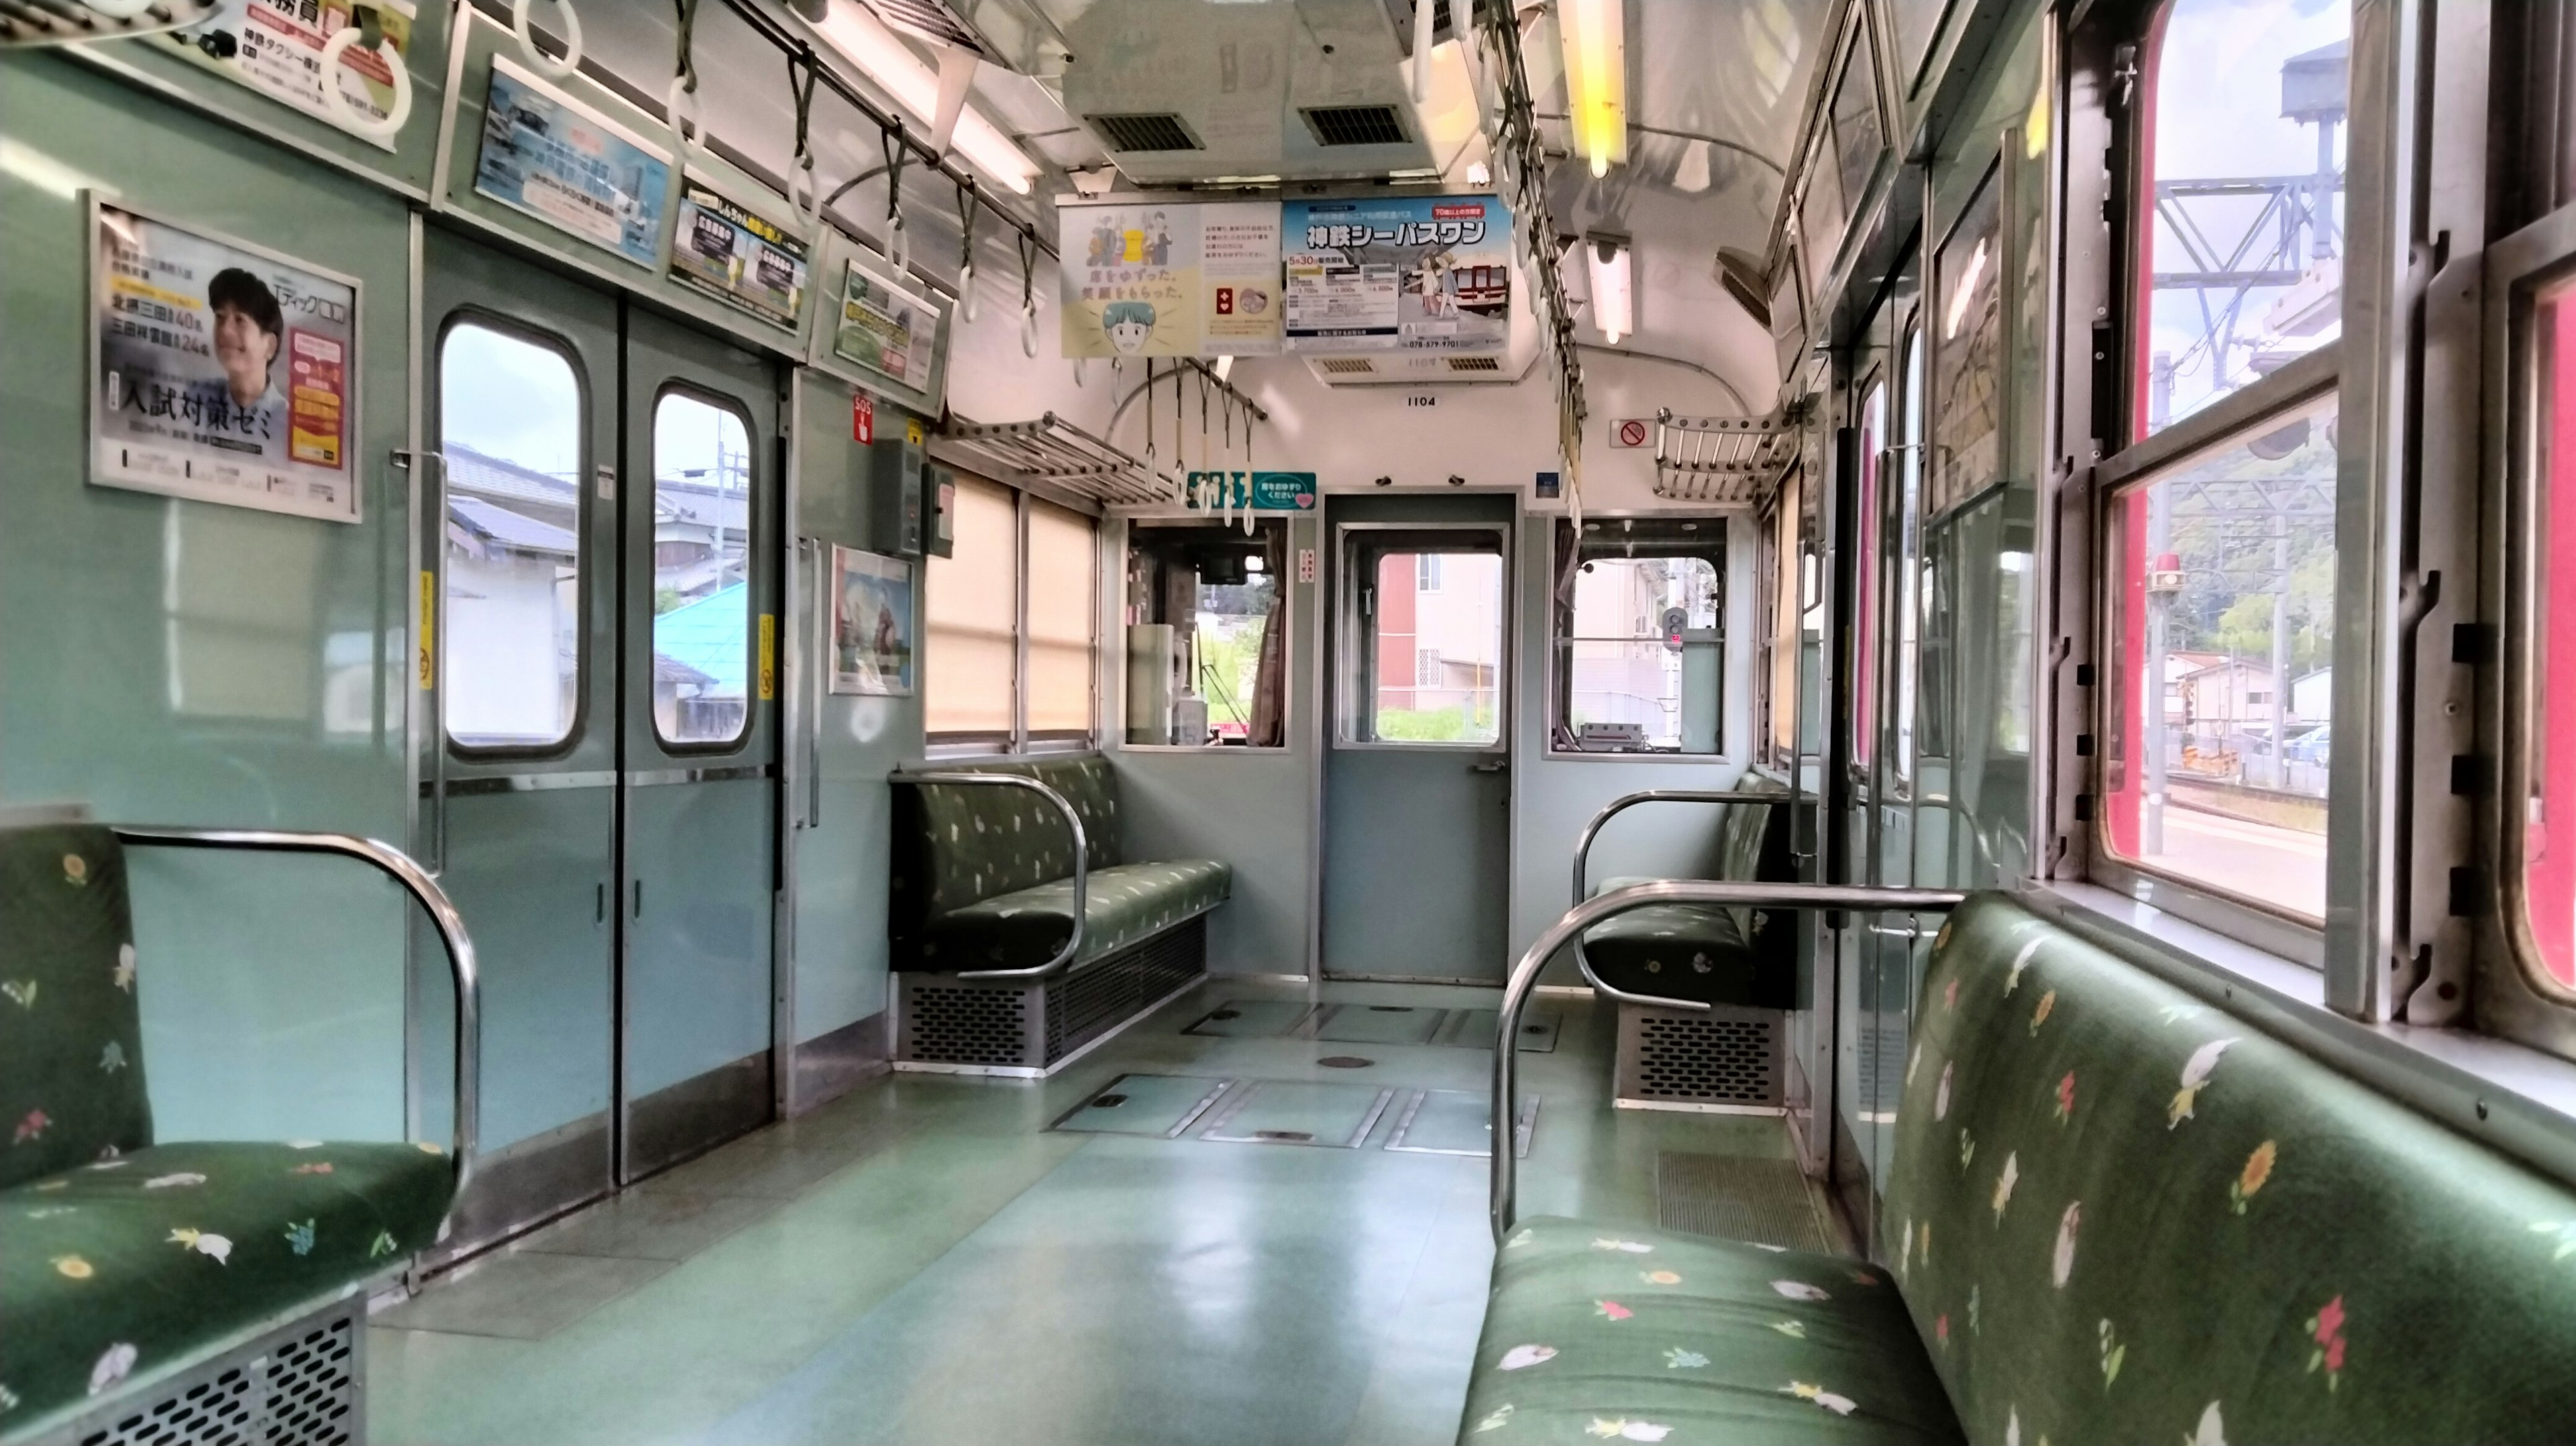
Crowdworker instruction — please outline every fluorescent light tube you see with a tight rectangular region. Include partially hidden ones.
[1557,0,1625,178]
[1587,234,1631,345]
[816,0,1038,195]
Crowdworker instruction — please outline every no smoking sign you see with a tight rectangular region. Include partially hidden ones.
[1612,418,1651,449]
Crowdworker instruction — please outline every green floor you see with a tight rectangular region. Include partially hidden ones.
[368,978,1837,1446]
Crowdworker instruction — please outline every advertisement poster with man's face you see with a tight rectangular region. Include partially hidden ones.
[1059,203,1202,357]
[158,1,417,151]
[91,203,361,523]
[1283,195,1513,353]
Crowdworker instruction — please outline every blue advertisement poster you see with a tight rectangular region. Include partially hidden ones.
[474,54,671,269]
[1281,195,1513,353]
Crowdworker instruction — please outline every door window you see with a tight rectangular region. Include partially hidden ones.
[1345,532,1505,745]
[650,392,755,748]
[1551,518,1725,754]
[438,322,584,751]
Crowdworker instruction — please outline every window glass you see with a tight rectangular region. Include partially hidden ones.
[2520,280,2576,987]
[2137,0,2351,435]
[438,323,582,750]
[1854,380,1885,767]
[1125,520,1287,747]
[1026,500,1098,737]
[1892,328,1925,785]
[2103,388,2338,921]
[1554,520,1725,754]
[649,394,753,747]
[1769,479,1801,764]
[925,475,1018,740]
[1829,21,1884,211]
[1369,546,1502,744]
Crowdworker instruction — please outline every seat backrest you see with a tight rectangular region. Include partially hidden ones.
[890,756,1122,931]
[1711,773,1794,958]
[0,822,152,1190]
[1887,892,2576,1445]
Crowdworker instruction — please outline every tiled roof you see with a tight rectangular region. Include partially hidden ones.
[449,496,578,556]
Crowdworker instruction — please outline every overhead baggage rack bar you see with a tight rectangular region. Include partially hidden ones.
[932,414,1171,508]
[1652,410,1798,505]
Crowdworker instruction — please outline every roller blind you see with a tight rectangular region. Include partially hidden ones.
[1024,498,1097,734]
[925,475,1018,737]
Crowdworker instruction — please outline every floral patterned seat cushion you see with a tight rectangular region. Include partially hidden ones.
[1887,893,2576,1445]
[0,824,151,1192]
[0,1139,453,1429]
[918,860,1232,972]
[1456,1215,1962,1444]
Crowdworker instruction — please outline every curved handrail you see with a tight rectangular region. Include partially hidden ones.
[1568,787,1787,982]
[1492,880,1969,1243]
[892,771,1089,981]
[108,827,481,1199]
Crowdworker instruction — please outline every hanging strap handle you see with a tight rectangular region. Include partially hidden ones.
[788,43,822,227]
[667,0,704,156]
[955,181,981,322]
[881,122,910,270]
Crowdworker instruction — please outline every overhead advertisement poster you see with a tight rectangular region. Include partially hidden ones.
[1061,202,1204,357]
[1282,195,1513,354]
[1198,202,1283,355]
[668,179,811,330]
[830,257,942,399]
[474,55,672,269]
[89,201,362,524]
[157,1,418,151]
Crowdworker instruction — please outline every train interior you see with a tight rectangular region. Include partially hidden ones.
[5,0,2576,1443]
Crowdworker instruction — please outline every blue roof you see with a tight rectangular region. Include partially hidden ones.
[653,581,747,696]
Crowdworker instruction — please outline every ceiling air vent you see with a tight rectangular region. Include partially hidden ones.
[1318,358,1379,375]
[1087,113,1202,153]
[1301,105,1409,148]
[1445,355,1502,374]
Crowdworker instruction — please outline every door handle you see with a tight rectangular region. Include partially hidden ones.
[1470,759,1509,773]
[632,879,644,920]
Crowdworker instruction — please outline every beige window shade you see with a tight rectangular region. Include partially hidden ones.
[925,475,1018,736]
[1024,499,1097,734]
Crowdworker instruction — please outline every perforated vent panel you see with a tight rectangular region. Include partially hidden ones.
[1088,113,1200,152]
[1616,1005,1784,1107]
[1301,105,1409,146]
[1046,920,1205,1064]
[74,1306,359,1446]
[902,985,1031,1066]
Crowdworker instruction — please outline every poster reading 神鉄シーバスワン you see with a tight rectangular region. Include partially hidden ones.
[1282,195,1513,353]
[91,202,361,524]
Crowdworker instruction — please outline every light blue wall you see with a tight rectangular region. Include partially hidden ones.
[1112,514,1321,976]
[1510,515,1766,983]
[790,373,923,1040]
[0,54,417,1142]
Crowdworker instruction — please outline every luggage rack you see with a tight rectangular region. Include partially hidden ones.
[932,414,1172,508]
[1651,410,1799,505]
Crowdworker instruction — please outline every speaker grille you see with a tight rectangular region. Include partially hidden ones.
[78,1308,359,1446]
[1616,1004,1785,1107]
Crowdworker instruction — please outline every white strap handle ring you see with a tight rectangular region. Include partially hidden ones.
[665,74,706,159]
[511,0,583,80]
[1020,298,1040,359]
[318,27,414,144]
[789,157,822,231]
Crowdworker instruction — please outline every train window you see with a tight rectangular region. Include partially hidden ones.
[437,321,583,752]
[1853,378,1885,768]
[1550,518,1725,755]
[2100,384,2338,923]
[650,392,755,748]
[2515,278,2576,989]
[926,474,1020,745]
[2135,0,2351,436]
[1890,326,1925,787]
[1768,478,1800,766]
[1124,519,1287,747]
[1024,498,1099,742]
[1342,532,1505,745]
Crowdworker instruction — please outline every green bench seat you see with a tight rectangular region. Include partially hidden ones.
[892,757,1230,975]
[1462,891,2576,1444]
[0,822,458,1437]
[1578,778,1792,1009]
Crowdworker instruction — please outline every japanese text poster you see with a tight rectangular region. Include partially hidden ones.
[475,55,672,268]
[1059,201,1203,357]
[1283,195,1512,353]
[158,1,417,150]
[830,257,942,400]
[91,201,362,523]
[669,179,811,330]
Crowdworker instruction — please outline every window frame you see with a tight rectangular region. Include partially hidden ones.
[1545,515,1731,759]
[434,310,592,761]
[922,474,1101,757]
[647,381,761,755]
[1334,521,1511,750]
[1117,516,1293,753]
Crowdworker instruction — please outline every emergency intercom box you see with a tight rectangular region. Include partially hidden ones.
[924,464,955,559]
[868,419,928,558]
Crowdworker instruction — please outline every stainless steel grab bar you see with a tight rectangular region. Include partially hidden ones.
[1491,881,1968,1243]
[109,826,482,1199]
[890,771,1090,980]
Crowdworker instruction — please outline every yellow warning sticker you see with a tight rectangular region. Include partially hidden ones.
[906,418,925,447]
[418,570,435,689]
[757,613,777,700]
